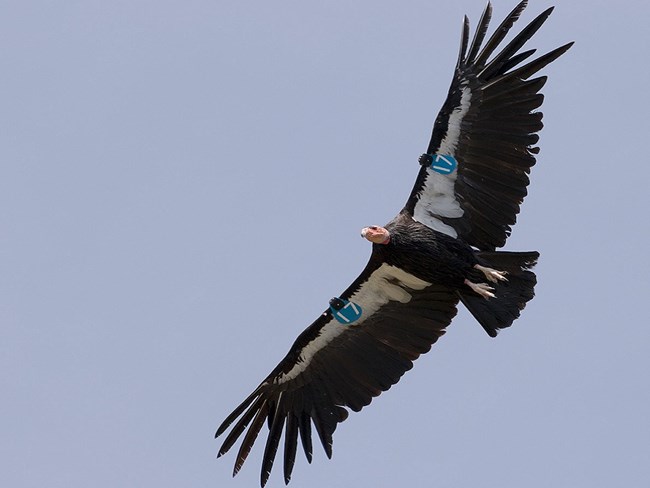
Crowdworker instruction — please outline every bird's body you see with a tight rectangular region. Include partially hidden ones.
[215,2,572,485]
[381,214,479,288]
[369,214,539,337]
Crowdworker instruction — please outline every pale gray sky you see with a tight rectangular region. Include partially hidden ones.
[3,1,650,487]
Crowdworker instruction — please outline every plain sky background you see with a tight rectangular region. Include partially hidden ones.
[3,1,650,487]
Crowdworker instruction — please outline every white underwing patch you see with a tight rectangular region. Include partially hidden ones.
[413,83,471,237]
[276,265,431,383]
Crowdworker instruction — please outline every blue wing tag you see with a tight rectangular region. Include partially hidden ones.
[329,297,363,324]
[430,154,458,175]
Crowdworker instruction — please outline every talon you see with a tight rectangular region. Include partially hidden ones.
[474,264,508,283]
[464,279,495,299]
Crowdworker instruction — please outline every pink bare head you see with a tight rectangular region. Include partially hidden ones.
[360,225,391,244]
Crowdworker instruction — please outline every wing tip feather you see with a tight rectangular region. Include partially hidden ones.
[457,15,471,68]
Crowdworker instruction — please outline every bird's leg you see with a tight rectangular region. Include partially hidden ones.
[474,264,508,283]
[464,279,495,299]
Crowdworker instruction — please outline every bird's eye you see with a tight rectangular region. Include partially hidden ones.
[370,226,378,230]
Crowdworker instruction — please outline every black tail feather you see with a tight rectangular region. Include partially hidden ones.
[459,251,539,337]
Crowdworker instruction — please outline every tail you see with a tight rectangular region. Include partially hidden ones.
[458,251,539,338]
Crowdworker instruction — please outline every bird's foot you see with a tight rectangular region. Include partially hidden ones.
[474,264,508,283]
[464,279,495,299]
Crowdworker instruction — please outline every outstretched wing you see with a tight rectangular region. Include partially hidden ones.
[403,1,573,250]
[215,258,459,486]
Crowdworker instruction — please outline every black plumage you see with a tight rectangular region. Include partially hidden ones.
[215,2,572,485]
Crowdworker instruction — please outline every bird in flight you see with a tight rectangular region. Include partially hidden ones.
[215,1,572,485]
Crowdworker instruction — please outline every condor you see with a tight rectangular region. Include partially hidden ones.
[215,2,572,485]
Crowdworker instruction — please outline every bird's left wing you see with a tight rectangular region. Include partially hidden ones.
[215,259,459,486]
[403,1,573,250]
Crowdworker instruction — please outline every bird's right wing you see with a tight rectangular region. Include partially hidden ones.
[215,258,459,486]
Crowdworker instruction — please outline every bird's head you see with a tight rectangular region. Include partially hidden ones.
[361,225,391,245]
